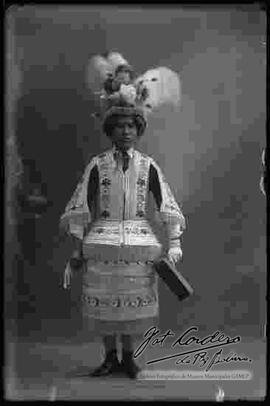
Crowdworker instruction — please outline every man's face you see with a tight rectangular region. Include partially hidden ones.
[110,116,138,151]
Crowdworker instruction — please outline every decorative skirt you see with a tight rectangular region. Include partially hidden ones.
[80,259,159,336]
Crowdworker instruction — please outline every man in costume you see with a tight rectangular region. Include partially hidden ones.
[60,52,186,379]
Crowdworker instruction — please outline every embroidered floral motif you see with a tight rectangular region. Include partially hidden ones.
[137,193,145,199]
[137,193,145,213]
[98,299,107,307]
[129,297,142,307]
[89,297,99,307]
[136,296,142,306]
[164,204,178,212]
[141,229,149,234]
[137,178,146,187]
[142,296,153,306]
[83,294,156,308]
[124,225,149,235]
[123,299,130,307]
[102,194,110,206]
[99,153,111,218]
[111,298,121,307]
[94,227,119,235]
[101,178,111,187]
[135,156,149,219]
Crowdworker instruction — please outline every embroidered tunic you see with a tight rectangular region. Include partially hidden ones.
[60,148,185,332]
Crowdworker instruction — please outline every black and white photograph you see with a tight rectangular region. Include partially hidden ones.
[5,3,267,401]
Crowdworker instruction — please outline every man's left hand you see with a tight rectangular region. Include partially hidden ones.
[168,246,182,264]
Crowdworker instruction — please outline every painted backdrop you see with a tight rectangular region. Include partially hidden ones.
[6,5,266,343]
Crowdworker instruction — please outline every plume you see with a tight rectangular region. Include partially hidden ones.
[85,55,113,93]
[107,52,129,70]
[86,52,130,93]
[135,67,181,113]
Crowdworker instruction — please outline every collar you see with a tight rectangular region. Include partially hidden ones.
[112,145,135,159]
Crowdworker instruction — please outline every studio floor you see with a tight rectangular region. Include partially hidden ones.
[4,332,266,401]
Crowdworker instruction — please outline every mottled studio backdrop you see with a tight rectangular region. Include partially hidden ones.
[5,5,266,343]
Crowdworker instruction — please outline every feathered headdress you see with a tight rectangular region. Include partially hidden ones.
[86,51,181,132]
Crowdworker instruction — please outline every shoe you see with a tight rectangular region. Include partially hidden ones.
[91,356,121,377]
[121,357,141,379]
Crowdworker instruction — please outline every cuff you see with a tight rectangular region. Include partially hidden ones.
[168,238,181,249]
[68,223,84,240]
[60,209,91,239]
[159,213,185,236]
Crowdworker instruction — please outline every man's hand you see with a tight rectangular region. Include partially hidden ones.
[168,246,182,265]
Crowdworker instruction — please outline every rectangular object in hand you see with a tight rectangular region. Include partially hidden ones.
[154,257,194,301]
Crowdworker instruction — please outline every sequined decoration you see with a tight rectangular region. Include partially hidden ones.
[136,156,149,218]
[98,153,111,218]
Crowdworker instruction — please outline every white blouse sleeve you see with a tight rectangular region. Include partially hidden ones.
[59,157,97,240]
[150,158,186,243]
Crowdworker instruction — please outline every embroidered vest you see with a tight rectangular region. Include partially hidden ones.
[98,149,149,220]
[83,149,162,262]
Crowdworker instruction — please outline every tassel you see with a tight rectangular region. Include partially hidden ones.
[63,261,73,289]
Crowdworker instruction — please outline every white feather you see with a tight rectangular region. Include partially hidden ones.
[93,55,113,79]
[85,55,113,92]
[85,52,130,93]
[136,67,181,111]
[107,52,129,70]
